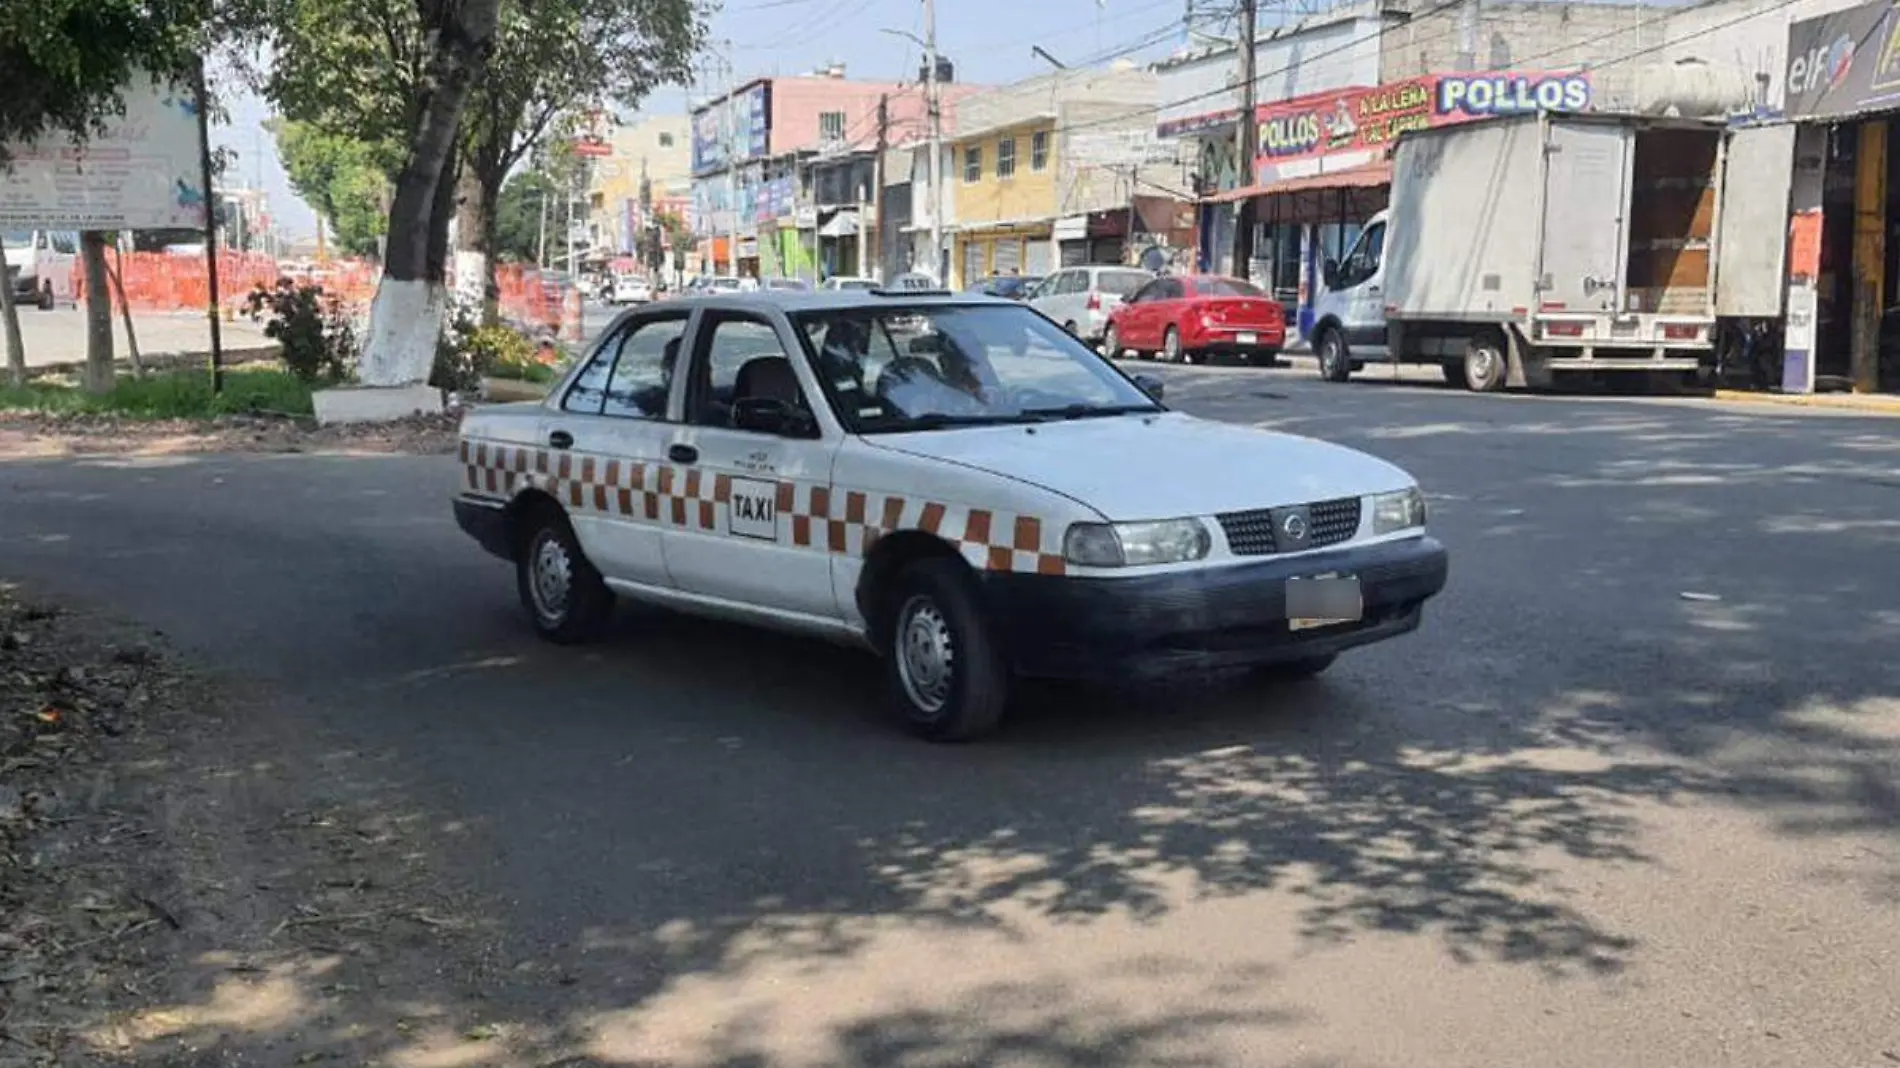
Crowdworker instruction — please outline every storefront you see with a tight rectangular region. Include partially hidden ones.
[956,222,1054,286]
[1778,0,1900,394]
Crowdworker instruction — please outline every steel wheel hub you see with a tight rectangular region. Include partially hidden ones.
[530,533,572,622]
[895,595,955,714]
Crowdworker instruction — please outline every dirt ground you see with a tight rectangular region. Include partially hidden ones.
[0,587,519,1066]
[0,410,462,461]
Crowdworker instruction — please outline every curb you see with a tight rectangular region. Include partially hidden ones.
[1711,388,1900,414]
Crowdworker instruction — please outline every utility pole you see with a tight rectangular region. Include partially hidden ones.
[1230,0,1258,280]
[872,92,888,281]
[924,0,944,284]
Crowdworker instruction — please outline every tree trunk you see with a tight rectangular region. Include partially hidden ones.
[457,160,505,325]
[357,0,501,387]
[0,243,25,389]
[81,232,115,395]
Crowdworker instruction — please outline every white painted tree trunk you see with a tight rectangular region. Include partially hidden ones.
[357,278,446,387]
[454,250,486,308]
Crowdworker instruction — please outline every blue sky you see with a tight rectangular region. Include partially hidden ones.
[227,0,1198,241]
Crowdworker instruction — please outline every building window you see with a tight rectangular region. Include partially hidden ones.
[820,111,845,142]
[996,137,1016,179]
[964,146,982,183]
[659,132,675,147]
[1031,131,1049,171]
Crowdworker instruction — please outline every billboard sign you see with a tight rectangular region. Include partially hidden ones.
[1252,72,1591,171]
[692,83,771,173]
[1785,0,1900,119]
[0,72,207,230]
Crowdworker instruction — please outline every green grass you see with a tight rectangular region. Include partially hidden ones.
[0,367,318,419]
[487,360,558,384]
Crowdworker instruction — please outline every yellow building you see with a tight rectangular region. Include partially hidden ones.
[586,114,691,257]
[948,63,1165,288]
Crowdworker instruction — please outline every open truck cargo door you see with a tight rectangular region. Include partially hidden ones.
[1713,123,1797,318]
[1537,120,1633,315]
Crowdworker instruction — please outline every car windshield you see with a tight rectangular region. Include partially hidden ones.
[2,232,32,250]
[792,303,1161,434]
[1196,277,1264,297]
[1098,270,1150,297]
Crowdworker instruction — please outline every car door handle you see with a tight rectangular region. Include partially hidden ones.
[547,430,574,450]
[668,443,698,464]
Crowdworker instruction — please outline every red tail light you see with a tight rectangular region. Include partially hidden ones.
[1544,321,1585,337]
[1662,323,1699,340]
[1086,292,1101,311]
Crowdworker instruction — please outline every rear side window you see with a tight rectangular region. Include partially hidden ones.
[1097,270,1150,297]
[1195,277,1264,297]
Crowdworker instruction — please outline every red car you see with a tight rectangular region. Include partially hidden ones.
[1102,274,1287,366]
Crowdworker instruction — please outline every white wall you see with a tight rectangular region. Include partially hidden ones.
[1155,11,1385,127]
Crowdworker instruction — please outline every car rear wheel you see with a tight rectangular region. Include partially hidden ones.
[881,558,1008,742]
[1102,323,1122,359]
[37,283,54,311]
[516,506,614,644]
[1162,326,1188,364]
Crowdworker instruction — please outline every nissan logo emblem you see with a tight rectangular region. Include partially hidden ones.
[1282,513,1308,540]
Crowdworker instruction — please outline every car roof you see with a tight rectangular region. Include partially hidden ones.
[622,289,1013,316]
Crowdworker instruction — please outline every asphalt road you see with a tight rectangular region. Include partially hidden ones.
[3,363,1899,1066]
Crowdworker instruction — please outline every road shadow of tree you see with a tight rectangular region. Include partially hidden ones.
[1,383,1895,1064]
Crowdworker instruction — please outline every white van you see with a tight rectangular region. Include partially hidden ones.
[2,230,79,310]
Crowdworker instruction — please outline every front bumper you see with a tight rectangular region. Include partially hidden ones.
[980,535,1448,683]
[454,496,515,560]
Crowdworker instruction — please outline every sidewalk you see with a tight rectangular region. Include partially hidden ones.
[9,307,275,372]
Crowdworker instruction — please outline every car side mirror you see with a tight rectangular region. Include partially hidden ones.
[732,397,816,438]
[1322,259,1340,289]
[1132,373,1166,401]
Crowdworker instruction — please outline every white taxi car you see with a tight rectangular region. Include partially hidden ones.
[453,289,1448,740]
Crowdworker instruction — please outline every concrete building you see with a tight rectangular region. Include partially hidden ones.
[949,63,1181,288]
[688,68,981,281]
[585,115,691,263]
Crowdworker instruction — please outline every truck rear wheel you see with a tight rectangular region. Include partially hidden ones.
[1461,335,1507,393]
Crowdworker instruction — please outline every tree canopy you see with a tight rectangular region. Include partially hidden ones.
[272,120,393,257]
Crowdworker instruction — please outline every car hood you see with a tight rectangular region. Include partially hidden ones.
[869,412,1414,520]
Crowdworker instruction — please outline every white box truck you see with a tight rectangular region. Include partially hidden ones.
[1306,112,1795,391]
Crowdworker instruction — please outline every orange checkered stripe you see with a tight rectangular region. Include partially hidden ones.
[459,439,1069,576]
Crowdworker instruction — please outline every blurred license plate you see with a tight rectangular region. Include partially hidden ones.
[1286,574,1362,631]
[1236,331,1259,345]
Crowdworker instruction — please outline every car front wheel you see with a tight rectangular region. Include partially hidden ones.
[882,558,1008,741]
[1316,327,1351,382]
[37,283,54,311]
[516,507,614,644]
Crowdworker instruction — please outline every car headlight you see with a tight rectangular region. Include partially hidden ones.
[1371,486,1427,534]
[1063,518,1211,567]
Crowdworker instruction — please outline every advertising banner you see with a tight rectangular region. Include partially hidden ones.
[0,73,207,230]
[1784,0,1900,120]
[692,83,771,174]
[1253,72,1592,170]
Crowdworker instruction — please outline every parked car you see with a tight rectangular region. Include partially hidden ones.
[1029,265,1154,346]
[1104,274,1287,366]
[822,276,880,291]
[965,274,1042,300]
[451,289,1445,740]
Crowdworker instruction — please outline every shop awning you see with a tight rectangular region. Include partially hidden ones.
[1211,161,1393,204]
[818,211,859,238]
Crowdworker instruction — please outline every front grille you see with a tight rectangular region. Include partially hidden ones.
[1217,496,1363,556]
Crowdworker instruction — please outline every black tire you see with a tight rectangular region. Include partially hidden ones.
[1441,360,1469,389]
[1316,327,1351,382]
[1462,334,1507,393]
[1102,322,1122,359]
[37,283,54,311]
[1256,653,1337,681]
[515,506,614,644]
[1162,326,1186,364]
[1245,347,1282,368]
[880,557,1009,742]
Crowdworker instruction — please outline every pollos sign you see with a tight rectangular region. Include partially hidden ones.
[1435,74,1592,116]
